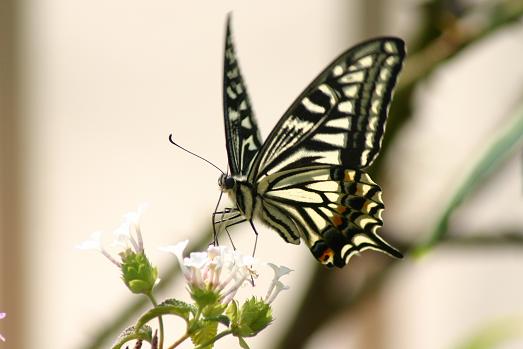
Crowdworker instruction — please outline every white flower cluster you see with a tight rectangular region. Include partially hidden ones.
[161,241,291,304]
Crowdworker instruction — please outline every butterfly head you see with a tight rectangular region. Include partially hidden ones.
[218,174,236,192]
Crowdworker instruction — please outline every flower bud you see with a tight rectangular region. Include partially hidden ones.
[120,249,158,295]
[233,297,272,337]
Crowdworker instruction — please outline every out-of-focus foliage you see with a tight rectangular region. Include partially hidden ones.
[455,316,523,349]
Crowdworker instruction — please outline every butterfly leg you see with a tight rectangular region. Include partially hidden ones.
[212,206,239,245]
[213,209,245,248]
[248,220,259,258]
[221,216,247,250]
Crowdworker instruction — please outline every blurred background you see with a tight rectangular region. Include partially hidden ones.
[1,0,523,348]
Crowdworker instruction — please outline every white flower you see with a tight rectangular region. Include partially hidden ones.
[75,231,103,251]
[265,263,292,302]
[112,203,149,253]
[266,280,289,304]
[76,204,148,267]
[0,312,5,342]
[161,242,258,304]
[162,240,291,305]
[158,240,190,278]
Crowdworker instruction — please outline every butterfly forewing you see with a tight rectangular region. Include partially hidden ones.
[223,15,263,176]
[249,38,405,182]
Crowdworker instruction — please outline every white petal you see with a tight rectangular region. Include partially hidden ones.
[75,231,103,251]
[267,263,293,280]
[265,263,293,300]
[112,221,131,248]
[158,240,189,264]
[159,240,190,277]
[184,252,208,268]
[124,202,149,224]
[267,280,290,304]
[207,245,221,260]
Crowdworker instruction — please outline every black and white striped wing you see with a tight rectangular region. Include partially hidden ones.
[258,167,402,268]
[251,38,405,267]
[223,15,262,176]
[249,37,405,182]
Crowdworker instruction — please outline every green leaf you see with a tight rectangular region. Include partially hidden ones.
[232,297,272,337]
[159,298,196,316]
[135,298,193,331]
[238,336,250,349]
[414,99,523,256]
[191,320,219,349]
[226,300,239,324]
[111,325,152,349]
[203,302,227,318]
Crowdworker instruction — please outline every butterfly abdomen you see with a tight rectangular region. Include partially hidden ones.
[231,178,256,219]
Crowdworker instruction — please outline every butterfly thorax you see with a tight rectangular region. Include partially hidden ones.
[219,174,256,219]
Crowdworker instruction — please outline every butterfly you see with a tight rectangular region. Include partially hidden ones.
[216,15,405,268]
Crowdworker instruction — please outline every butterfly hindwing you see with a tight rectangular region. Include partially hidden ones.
[223,15,263,176]
[258,166,402,267]
[249,38,405,182]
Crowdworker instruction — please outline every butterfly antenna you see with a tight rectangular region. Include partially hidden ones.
[169,134,225,174]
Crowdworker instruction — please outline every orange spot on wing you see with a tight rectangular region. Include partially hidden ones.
[320,248,334,263]
[337,205,347,213]
[344,170,355,181]
[332,215,343,227]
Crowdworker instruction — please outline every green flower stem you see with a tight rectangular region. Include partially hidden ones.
[166,332,190,349]
[147,293,165,349]
[192,329,233,349]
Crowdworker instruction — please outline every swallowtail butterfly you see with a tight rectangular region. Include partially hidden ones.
[217,16,405,268]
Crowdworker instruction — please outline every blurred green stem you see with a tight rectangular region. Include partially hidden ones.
[400,0,523,90]
[413,99,523,256]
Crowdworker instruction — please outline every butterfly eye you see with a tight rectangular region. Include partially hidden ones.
[224,177,235,189]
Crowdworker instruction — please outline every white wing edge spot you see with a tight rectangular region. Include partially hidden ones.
[332,65,344,77]
[338,101,354,114]
[339,71,365,84]
[343,85,359,98]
